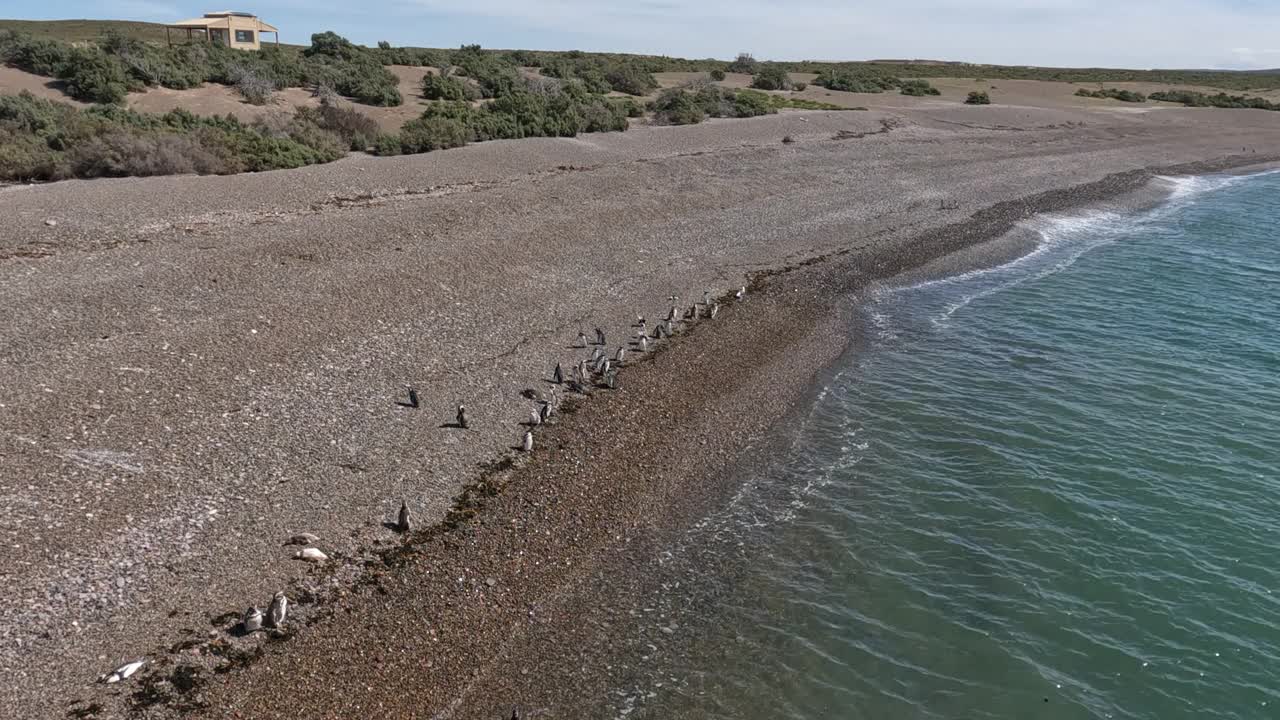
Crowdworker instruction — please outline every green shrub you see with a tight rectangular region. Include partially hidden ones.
[727,53,758,74]
[710,69,726,81]
[0,91,346,181]
[965,91,991,105]
[1075,87,1146,102]
[294,101,380,150]
[398,115,470,153]
[604,62,659,95]
[1149,89,1280,110]
[58,47,129,104]
[373,132,403,155]
[421,72,468,100]
[899,79,940,96]
[650,82,785,125]
[814,69,896,93]
[751,64,792,91]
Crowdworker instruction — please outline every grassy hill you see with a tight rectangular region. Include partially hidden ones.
[0,18,172,44]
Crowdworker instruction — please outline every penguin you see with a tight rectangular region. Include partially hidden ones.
[529,408,542,426]
[667,305,679,322]
[604,370,618,389]
[736,286,746,301]
[703,290,711,305]
[242,606,263,633]
[639,336,649,353]
[406,387,420,408]
[456,403,469,429]
[687,304,698,320]
[591,346,604,364]
[397,500,412,533]
[710,303,719,320]
[602,359,612,376]
[553,363,564,384]
[651,324,663,339]
[539,400,552,424]
[593,355,607,375]
[102,660,144,684]
[615,346,626,363]
[522,430,534,452]
[267,591,288,629]
[576,331,588,348]
[635,315,646,328]
[595,328,606,346]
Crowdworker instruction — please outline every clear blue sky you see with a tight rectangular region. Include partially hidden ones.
[8,1,1280,69]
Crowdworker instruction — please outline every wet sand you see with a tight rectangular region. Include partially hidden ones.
[2,102,1280,719]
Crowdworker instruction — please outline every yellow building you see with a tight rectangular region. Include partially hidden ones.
[165,11,279,50]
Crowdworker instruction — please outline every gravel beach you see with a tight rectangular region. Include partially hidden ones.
[2,102,1279,719]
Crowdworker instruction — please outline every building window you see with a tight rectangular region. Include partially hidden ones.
[235,29,254,43]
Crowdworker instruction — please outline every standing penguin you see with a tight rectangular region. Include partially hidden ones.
[614,346,626,363]
[456,403,469,429]
[595,328,606,346]
[242,607,263,634]
[553,363,564,384]
[397,500,412,533]
[576,331,588,348]
[267,591,288,629]
[529,407,542,426]
[709,303,720,320]
[522,430,534,452]
[539,400,552,424]
[639,336,649,353]
[736,286,746,301]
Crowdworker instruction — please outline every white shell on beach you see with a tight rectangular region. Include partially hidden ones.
[103,659,144,684]
[286,533,320,546]
[294,547,328,563]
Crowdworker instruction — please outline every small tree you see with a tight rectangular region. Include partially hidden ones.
[965,91,991,105]
[709,69,726,81]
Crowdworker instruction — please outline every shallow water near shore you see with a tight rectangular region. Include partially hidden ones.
[629,170,1280,718]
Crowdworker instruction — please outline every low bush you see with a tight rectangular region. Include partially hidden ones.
[727,53,758,74]
[649,82,786,125]
[793,81,807,91]
[751,64,792,91]
[709,69,726,81]
[899,79,940,96]
[0,90,345,181]
[294,101,380,150]
[814,68,897,93]
[1075,87,1146,102]
[1148,89,1280,110]
[378,83,630,156]
[421,72,471,101]
[965,91,991,105]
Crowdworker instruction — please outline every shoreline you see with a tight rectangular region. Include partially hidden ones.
[74,157,1279,719]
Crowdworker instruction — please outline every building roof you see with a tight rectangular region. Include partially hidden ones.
[168,12,278,32]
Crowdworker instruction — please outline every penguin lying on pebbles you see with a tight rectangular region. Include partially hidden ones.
[102,660,144,684]
[294,547,328,563]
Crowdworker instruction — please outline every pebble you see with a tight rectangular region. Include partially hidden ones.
[44,219,56,227]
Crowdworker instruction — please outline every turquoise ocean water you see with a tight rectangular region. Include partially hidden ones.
[638,170,1280,719]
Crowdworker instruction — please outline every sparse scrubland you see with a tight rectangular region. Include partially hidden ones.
[4,22,1280,182]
